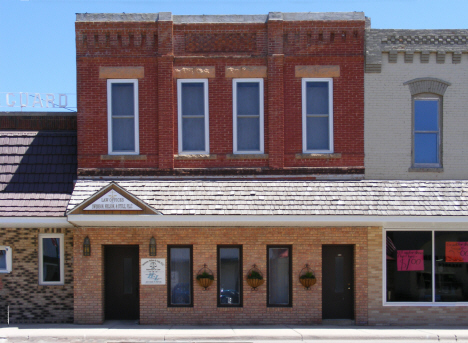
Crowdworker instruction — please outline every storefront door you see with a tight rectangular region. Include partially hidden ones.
[322,245,354,320]
[104,245,140,320]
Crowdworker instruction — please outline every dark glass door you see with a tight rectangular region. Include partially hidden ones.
[322,245,354,319]
[105,245,139,320]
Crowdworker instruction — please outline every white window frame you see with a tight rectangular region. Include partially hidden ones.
[177,79,209,155]
[382,228,468,307]
[301,78,334,154]
[39,234,64,285]
[0,246,12,273]
[412,95,441,168]
[232,78,264,154]
[107,79,139,155]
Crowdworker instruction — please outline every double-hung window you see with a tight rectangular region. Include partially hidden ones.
[267,245,292,307]
[0,246,12,273]
[168,245,193,307]
[302,78,333,153]
[233,79,264,154]
[385,230,468,304]
[413,96,441,167]
[177,79,209,154]
[218,245,242,307]
[107,79,139,155]
[39,234,64,285]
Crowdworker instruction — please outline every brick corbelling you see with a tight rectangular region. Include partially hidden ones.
[74,226,368,325]
[77,166,365,177]
[0,228,73,324]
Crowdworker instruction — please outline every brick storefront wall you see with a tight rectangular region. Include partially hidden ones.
[76,19,365,172]
[74,226,368,325]
[0,228,74,324]
[367,227,468,325]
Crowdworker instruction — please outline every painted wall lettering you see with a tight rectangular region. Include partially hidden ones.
[446,242,468,263]
[397,250,424,271]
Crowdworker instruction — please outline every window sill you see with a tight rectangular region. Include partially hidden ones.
[101,155,147,161]
[174,154,217,160]
[226,154,268,160]
[295,153,341,159]
[408,167,444,173]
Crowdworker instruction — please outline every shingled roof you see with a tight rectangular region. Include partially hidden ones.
[68,180,468,216]
[0,131,77,216]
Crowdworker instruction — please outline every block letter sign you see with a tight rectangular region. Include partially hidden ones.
[446,242,468,263]
[397,250,424,271]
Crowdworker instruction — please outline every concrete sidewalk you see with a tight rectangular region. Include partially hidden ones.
[1,321,468,342]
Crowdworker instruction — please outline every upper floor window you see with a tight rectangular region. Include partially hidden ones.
[107,79,139,155]
[302,78,334,153]
[233,79,264,154]
[177,79,209,154]
[413,96,441,167]
[0,246,12,273]
[39,234,64,285]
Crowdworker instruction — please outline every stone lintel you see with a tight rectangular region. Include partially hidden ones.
[295,65,340,78]
[174,67,215,79]
[225,66,267,78]
[99,67,144,79]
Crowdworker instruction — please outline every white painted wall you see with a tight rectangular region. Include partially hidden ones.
[365,52,468,179]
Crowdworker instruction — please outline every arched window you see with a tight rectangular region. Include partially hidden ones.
[403,78,451,169]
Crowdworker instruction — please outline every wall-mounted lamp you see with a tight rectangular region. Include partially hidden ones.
[83,236,91,256]
[149,237,156,256]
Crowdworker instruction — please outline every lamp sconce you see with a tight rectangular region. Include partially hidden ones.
[149,237,156,256]
[83,236,91,256]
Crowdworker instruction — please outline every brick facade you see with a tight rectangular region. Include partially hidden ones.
[74,226,368,325]
[75,14,365,175]
[0,228,73,324]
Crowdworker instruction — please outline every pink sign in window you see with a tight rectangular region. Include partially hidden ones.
[397,250,424,271]
[446,242,468,263]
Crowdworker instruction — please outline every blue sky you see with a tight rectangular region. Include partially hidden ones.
[1,0,467,112]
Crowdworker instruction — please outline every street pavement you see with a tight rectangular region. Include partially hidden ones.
[1,321,468,342]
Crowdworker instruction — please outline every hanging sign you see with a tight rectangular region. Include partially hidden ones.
[397,250,424,271]
[141,259,166,285]
[446,242,468,263]
[84,189,142,211]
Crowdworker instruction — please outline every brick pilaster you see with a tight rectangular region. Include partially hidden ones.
[267,13,285,169]
[157,13,174,169]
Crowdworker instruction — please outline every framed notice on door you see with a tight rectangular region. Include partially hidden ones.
[141,258,166,285]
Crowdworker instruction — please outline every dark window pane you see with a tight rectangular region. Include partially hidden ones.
[435,231,468,302]
[386,231,432,302]
[170,248,191,305]
[306,82,329,114]
[414,133,438,164]
[0,250,6,270]
[42,238,61,282]
[182,83,205,116]
[112,118,135,151]
[237,117,260,151]
[112,83,134,117]
[123,258,132,294]
[182,118,205,151]
[219,247,241,305]
[335,256,344,293]
[307,116,329,150]
[237,83,259,115]
[269,247,290,305]
[415,100,438,131]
